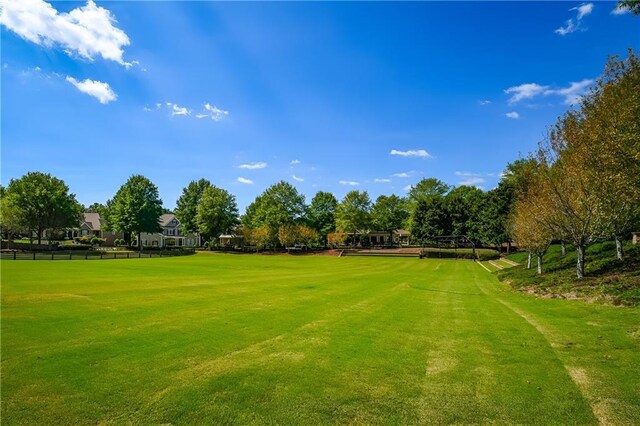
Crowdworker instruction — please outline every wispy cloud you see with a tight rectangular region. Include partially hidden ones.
[203,103,229,121]
[237,177,253,184]
[290,159,301,165]
[553,79,594,105]
[339,180,360,186]
[505,111,520,119]
[390,149,431,158]
[505,83,548,105]
[0,0,134,67]
[146,101,229,121]
[478,100,492,106]
[292,175,304,182]
[459,177,486,186]
[403,184,413,191]
[391,172,411,178]
[505,79,594,106]
[238,162,267,170]
[455,171,482,177]
[374,178,391,183]
[66,76,116,104]
[555,3,594,36]
[170,103,190,116]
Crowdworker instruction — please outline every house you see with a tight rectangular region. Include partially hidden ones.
[67,213,125,246]
[135,214,199,248]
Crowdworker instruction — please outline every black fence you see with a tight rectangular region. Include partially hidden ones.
[0,249,196,261]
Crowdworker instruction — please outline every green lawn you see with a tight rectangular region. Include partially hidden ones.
[2,253,639,424]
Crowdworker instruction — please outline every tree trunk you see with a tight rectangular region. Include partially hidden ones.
[615,236,623,261]
[537,254,543,275]
[561,241,566,256]
[507,241,511,255]
[37,229,42,245]
[527,251,532,269]
[138,232,142,252]
[576,245,585,279]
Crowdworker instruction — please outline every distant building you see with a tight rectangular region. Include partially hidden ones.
[67,213,124,246]
[135,214,199,248]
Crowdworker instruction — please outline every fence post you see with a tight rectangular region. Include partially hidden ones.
[51,251,54,261]
[13,251,17,260]
[100,252,103,260]
[138,252,141,258]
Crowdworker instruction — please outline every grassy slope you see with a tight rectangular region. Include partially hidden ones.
[501,241,640,306]
[2,254,639,424]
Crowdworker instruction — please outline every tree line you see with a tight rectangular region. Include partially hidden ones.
[509,51,640,278]
[1,51,637,266]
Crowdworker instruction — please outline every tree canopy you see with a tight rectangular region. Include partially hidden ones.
[104,175,164,248]
[196,185,239,241]
[175,179,212,235]
[2,172,82,244]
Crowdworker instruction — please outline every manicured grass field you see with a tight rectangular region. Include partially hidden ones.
[2,253,639,424]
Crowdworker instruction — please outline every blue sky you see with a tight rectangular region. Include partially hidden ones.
[1,1,638,211]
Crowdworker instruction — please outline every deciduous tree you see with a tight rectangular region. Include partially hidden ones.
[196,185,239,242]
[335,190,371,245]
[104,175,164,250]
[175,179,212,236]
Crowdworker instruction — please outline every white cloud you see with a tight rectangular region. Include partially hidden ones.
[555,3,594,36]
[505,83,548,105]
[171,104,190,116]
[403,184,412,192]
[455,171,482,177]
[237,177,253,184]
[195,113,208,119]
[374,178,391,183]
[392,172,410,178]
[292,175,304,182]
[238,162,267,170]
[0,0,133,67]
[572,3,594,20]
[611,6,629,15]
[390,149,431,158]
[203,103,229,121]
[339,180,360,186]
[290,159,300,165]
[478,100,492,106]
[553,78,594,105]
[505,111,520,119]
[65,76,116,104]
[459,177,486,186]
[505,79,594,106]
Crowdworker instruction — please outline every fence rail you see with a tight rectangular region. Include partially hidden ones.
[0,249,195,261]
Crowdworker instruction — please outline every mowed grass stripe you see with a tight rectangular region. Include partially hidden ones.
[2,254,638,424]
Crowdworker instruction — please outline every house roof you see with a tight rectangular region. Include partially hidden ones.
[159,214,179,227]
[83,213,102,231]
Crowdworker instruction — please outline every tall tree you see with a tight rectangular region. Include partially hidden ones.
[371,194,409,244]
[242,181,306,245]
[578,51,640,260]
[411,195,449,244]
[3,172,82,245]
[196,185,239,242]
[537,113,608,279]
[104,175,164,250]
[478,180,514,251]
[175,179,211,236]
[85,202,106,214]
[307,191,338,244]
[406,178,451,229]
[445,186,485,242]
[0,185,24,242]
[335,190,371,244]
